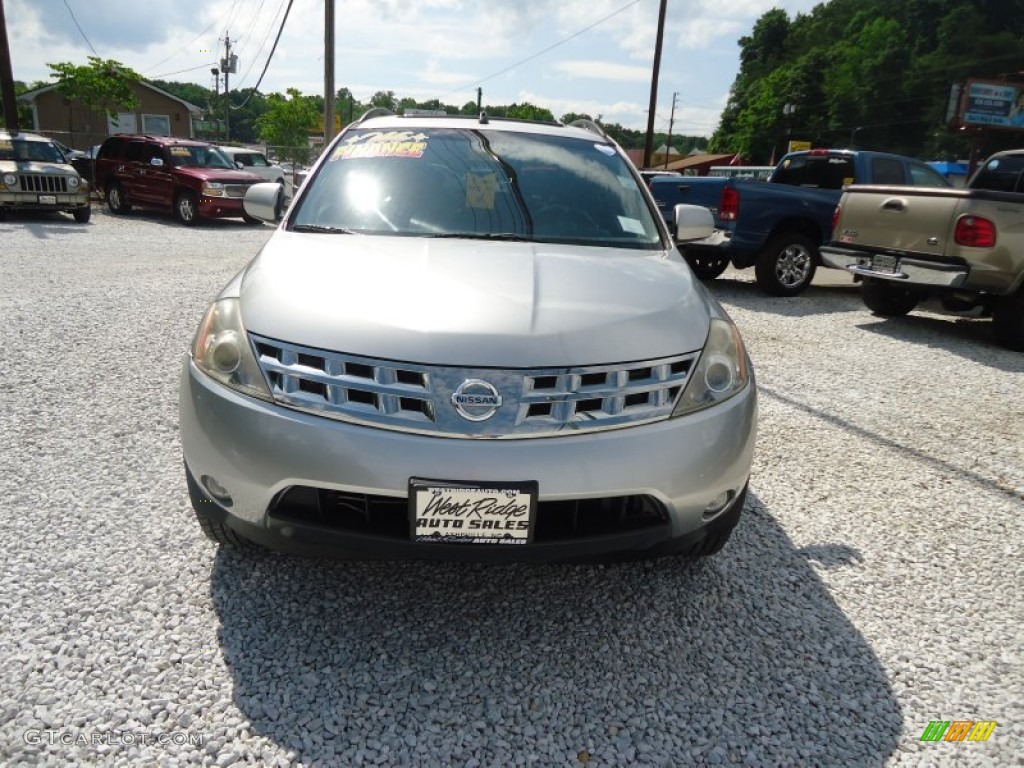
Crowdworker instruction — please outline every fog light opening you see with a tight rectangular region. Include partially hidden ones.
[702,489,734,521]
[201,475,233,504]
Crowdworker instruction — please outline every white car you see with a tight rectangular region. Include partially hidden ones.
[217,146,292,198]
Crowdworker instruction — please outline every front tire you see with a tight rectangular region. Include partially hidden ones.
[106,183,129,214]
[175,191,199,226]
[862,280,919,317]
[993,289,1024,351]
[72,206,91,224]
[755,232,818,296]
[682,248,729,281]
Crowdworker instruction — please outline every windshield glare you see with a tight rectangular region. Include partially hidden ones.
[290,127,662,249]
[168,145,235,169]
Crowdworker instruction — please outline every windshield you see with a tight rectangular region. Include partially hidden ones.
[0,138,66,163]
[289,127,662,249]
[167,144,235,169]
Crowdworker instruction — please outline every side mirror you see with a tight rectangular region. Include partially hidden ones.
[673,203,714,242]
[243,182,285,224]
[235,160,244,169]
[150,157,164,167]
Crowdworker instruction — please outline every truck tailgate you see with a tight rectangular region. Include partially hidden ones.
[834,185,968,257]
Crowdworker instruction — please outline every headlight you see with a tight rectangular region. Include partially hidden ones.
[191,298,272,401]
[202,182,226,197]
[672,318,750,417]
[67,176,80,189]
[2,172,16,187]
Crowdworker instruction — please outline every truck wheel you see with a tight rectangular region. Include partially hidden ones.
[755,233,818,296]
[682,249,729,281]
[175,191,199,226]
[106,183,130,214]
[862,280,919,317]
[993,290,1024,351]
[73,206,91,224]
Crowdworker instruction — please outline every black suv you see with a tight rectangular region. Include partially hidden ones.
[94,135,265,225]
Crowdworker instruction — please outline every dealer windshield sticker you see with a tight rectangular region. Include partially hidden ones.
[0,139,12,150]
[618,216,646,235]
[170,146,191,156]
[465,172,497,209]
[331,131,428,161]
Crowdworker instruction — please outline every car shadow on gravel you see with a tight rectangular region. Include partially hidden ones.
[706,276,865,318]
[0,211,93,237]
[209,492,902,766]
[854,313,1024,373]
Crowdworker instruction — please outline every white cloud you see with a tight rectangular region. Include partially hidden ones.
[554,60,650,83]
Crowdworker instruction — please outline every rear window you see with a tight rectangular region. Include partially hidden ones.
[971,155,1024,193]
[771,154,855,189]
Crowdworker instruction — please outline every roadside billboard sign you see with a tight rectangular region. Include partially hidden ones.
[960,80,1024,131]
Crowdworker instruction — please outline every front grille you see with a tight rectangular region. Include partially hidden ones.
[269,487,669,542]
[224,184,251,198]
[251,333,698,438]
[19,174,68,193]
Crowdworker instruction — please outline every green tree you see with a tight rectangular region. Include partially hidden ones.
[256,88,319,164]
[46,56,141,116]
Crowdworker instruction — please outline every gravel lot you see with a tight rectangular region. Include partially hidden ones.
[1,206,1021,767]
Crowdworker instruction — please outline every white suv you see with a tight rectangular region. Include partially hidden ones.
[217,146,291,197]
[182,113,757,562]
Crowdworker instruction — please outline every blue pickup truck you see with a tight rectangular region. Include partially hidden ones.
[648,149,951,295]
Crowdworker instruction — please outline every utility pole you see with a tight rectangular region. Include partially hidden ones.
[211,67,220,139]
[221,35,235,142]
[324,0,335,143]
[664,91,678,169]
[642,0,668,168]
[477,87,482,113]
[0,0,20,132]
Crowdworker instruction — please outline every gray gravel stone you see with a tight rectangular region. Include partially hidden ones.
[0,210,1020,768]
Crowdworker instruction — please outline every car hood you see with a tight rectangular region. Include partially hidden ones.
[236,234,711,367]
[172,166,263,184]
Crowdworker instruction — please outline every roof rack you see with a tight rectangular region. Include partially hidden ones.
[568,118,608,140]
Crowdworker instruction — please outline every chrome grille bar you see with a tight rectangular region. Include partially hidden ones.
[251,333,697,439]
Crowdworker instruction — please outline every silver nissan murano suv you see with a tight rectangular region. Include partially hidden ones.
[180,111,757,562]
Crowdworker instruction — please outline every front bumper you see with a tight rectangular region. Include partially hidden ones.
[0,190,90,212]
[180,357,757,561]
[197,196,247,219]
[821,244,968,288]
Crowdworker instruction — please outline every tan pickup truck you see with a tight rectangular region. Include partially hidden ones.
[821,149,1024,350]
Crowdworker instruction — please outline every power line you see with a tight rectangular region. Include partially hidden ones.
[437,0,642,100]
[151,61,221,80]
[62,0,97,57]
[232,0,295,108]
[143,3,236,74]
[234,0,289,90]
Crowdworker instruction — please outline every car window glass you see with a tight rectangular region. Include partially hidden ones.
[291,127,661,249]
[125,141,145,162]
[167,145,234,169]
[773,154,855,188]
[249,153,271,167]
[0,139,64,162]
[143,144,164,164]
[870,157,906,185]
[907,162,950,187]
[234,154,253,166]
[971,156,1024,193]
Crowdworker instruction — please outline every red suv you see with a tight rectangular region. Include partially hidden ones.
[94,135,265,225]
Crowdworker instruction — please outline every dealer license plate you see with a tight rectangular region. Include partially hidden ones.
[409,479,537,545]
[872,254,899,273]
[38,195,57,205]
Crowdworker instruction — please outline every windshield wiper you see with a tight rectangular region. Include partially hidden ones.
[425,232,532,241]
[290,224,358,234]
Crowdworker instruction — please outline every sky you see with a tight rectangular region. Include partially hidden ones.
[8,0,822,138]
